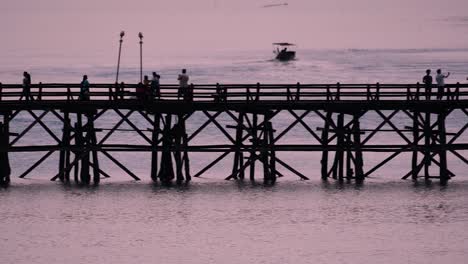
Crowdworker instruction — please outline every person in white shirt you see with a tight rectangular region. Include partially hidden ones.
[435,69,450,100]
[177,69,189,100]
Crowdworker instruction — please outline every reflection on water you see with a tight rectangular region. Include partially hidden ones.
[1,180,468,264]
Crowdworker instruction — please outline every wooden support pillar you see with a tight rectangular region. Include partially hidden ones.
[0,120,11,186]
[74,114,83,184]
[250,113,258,181]
[182,129,191,182]
[423,112,431,179]
[438,111,449,184]
[321,111,331,180]
[80,115,91,185]
[346,132,353,180]
[267,122,276,184]
[231,112,244,180]
[261,121,270,183]
[336,113,345,181]
[174,114,185,184]
[411,111,419,180]
[89,114,100,184]
[151,113,160,182]
[158,114,175,185]
[58,112,71,182]
[64,113,71,182]
[353,114,364,183]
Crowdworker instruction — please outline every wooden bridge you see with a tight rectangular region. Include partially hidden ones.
[0,82,467,186]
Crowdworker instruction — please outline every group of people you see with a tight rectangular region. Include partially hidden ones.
[422,69,451,100]
[19,68,466,102]
[136,69,189,101]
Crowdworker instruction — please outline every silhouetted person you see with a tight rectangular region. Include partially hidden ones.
[422,69,433,100]
[80,75,90,101]
[136,82,145,100]
[177,69,189,100]
[151,71,161,99]
[20,71,33,101]
[436,69,450,100]
[143,75,151,99]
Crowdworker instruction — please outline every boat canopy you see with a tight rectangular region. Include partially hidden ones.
[272,42,295,46]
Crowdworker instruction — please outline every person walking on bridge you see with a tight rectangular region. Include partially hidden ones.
[20,71,34,101]
[436,69,450,100]
[422,69,433,100]
[80,75,90,101]
[177,69,189,100]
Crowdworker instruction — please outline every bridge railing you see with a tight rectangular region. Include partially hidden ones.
[0,82,467,102]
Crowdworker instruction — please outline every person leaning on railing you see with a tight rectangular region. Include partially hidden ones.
[80,75,90,101]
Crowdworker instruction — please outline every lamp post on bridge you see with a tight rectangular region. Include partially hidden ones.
[115,31,125,83]
[139,32,143,83]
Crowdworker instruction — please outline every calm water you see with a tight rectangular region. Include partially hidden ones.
[1,48,468,263]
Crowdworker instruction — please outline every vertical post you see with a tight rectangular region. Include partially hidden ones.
[231,112,244,180]
[256,82,260,101]
[416,82,420,101]
[262,121,270,183]
[423,112,431,179]
[336,82,341,100]
[158,114,175,185]
[139,32,143,83]
[182,128,191,182]
[296,82,300,101]
[174,115,185,184]
[353,114,364,183]
[80,115,91,185]
[89,114,100,184]
[38,82,43,101]
[63,112,71,182]
[74,114,83,184]
[267,122,276,184]
[438,111,448,184]
[376,82,380,100]
[116,31,125,83]
[250,113,258,181]
[151,114,160,182]
[336,113,344,181]
[411,111,419,180]
[0,120,11,186]
[346,132,352,180]
[321,111,331,180]
[58,112,66,182]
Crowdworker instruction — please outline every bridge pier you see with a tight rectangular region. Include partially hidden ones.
[227,112,278,183]
[156,114,191,185]
[0,119,11,186]
[320,111,365,183]
[406,110,452,184]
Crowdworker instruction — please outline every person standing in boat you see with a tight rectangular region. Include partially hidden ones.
[151,71,161,99]
[422,69,433,100]
[80,75,90,101]
[436,69,450,100]
[177,69,189,100]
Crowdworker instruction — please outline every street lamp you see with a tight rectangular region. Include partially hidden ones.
[139,32,143,83]
[115,31,125,83]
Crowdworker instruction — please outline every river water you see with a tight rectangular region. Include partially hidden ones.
[1,48,468,263]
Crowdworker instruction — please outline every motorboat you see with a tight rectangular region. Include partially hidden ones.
[273,42,296,61]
